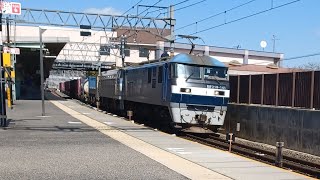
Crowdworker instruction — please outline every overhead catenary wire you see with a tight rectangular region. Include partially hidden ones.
[146,7,167,15]
[117,0,163,35]
[137,0,163,17]
[155,0,207,17]
[79,0,144,44]
[173,0,191,6]
[118,0,167,39]
[145,0,191,16]
[119,0,143,17]
[57,1,170,65]
[175,0,207,12]
[74,0,146,61]
[175,0,258,31]
[281,52,320,61]
[176,0,301,40]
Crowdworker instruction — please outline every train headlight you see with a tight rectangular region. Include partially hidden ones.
[180,88,191,93]
[214,91,225,96]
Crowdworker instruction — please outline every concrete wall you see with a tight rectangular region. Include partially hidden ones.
[224,104,320,156]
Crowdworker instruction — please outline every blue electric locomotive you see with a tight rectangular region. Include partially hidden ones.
[98,53,229,132]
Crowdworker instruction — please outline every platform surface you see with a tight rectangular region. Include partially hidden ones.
[0,93,314,180]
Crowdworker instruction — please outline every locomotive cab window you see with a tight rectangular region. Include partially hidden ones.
[204,67,228,79]
[173,63,201,80]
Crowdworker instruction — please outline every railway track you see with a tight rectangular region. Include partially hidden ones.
[180,133,320,179]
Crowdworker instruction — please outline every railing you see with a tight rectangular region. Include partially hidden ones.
[229,71,320,110]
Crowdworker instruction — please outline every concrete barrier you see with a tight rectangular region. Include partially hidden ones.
[224,104,320,156]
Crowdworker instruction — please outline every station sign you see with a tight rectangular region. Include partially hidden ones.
[3,46,20,55]
[0,2,21,15]
[9,47,20,55]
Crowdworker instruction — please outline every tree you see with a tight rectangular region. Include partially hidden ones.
[294,62,320,71]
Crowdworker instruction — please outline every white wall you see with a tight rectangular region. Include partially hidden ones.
[248,56,274,65]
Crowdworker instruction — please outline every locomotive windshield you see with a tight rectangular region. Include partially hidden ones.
[174,63,201,79]
[172,63,227,80]
[204,67,228,79]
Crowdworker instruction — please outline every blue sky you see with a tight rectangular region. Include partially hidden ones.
[14,0,320,67]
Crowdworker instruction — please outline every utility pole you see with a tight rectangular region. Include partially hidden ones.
[0,12,7,127]
[169,5,175,57]
[119,35,126,111]
[39,27,45,116]
[272,35,279,53]
[5,17,12,109]
[96,62,101,110]
[120,35,126,67]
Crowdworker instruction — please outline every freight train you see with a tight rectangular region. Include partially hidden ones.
[59,53,230,132]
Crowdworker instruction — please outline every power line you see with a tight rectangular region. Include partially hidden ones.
[114,0,164,42]
[175,0,258,31]
[75,1,146,55]
[178,0,301,39]
[146,7,167,15]
[282,52,320,61]
[174,0,191,6]
[118,0,165,38]
[137,0,162,17]
[119,0,144,16]
[120,0,163,32]
[145,0,191,16]
[175,0,207,12]
[155,0,207,17]
[79,0,143,46]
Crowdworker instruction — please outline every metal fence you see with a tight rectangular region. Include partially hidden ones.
[229,71,320,110]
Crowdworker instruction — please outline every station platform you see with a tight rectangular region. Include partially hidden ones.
[0,93,314,180]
